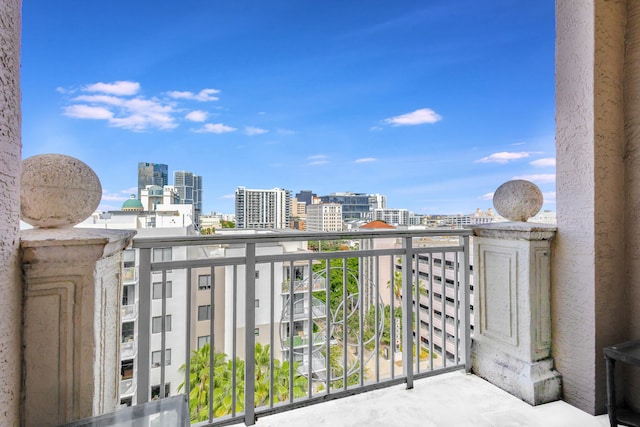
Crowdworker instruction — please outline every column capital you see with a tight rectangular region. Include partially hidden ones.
[473,222,556,241]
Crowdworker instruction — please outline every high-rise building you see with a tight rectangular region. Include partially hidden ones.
[319,192,382,221]
[306,203,342,232]
[235,187,291,229]
[295,190,316,207]
[174,170,203,227]
[138,163,168,199]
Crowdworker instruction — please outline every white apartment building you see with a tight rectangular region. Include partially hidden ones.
[372,208,411,226]
[235,186,291,229]
[306,203,343,232]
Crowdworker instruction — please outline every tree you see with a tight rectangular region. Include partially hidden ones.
[179,343,308,422]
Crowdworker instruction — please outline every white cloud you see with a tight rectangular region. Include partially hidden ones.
[64,105,114,120]
[120,187,138,195]
[101,190,130,202]
[84,81,140,96]
[543,191,556,203]
[383,108,442,126]
[480,192,494,201]
[194,123,237,134]
[222,194,235,199]
[355,157,377,163]
[476,152,532,164]
[530,158,556,168]
[307,155,329,166]
[370,126,383,131]
[245,126,269,136]
[65,90,177,131]
[185,110,208,122]
[512,174,556,184]
[166,88,220,102]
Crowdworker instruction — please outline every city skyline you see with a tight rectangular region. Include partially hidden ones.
[21,1,555,215]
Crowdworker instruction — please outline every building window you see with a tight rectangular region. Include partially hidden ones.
[255,271,260,279]
[153,247,172,262]
[122,321,134,343]
[152,315,172,334]
[123,249,135,268]
[151,383,170,400]
[121,359,134,380]
[151,349,171,367]
[198,274,211,290]
[255,299,260,309]
[152,281,172,299]
[122,284,135,306]
[254,328,260,337]
[197,335,210,349]
[198,305,211,321]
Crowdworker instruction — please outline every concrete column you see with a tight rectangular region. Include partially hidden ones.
[472,222,561,405]
[554,0,628,414]
[21,228,135,427]
[0,1,22,426]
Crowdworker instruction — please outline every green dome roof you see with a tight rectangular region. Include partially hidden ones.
[122,195,143,210]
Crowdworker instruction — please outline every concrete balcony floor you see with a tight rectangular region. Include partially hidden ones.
[254,371,610,427]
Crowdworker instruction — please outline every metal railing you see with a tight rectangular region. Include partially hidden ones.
[132,229,471,426]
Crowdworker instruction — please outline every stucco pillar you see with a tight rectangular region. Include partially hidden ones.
[0,1,22,426]
[471,223,561,405]
[21,228,135,427]
[554,0,628,414]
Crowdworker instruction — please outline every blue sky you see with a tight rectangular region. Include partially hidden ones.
[21,1,556,215]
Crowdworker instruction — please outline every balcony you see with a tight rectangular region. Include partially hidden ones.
[121,304,137,321]
[131,228,472,425]
[119,378,136,398]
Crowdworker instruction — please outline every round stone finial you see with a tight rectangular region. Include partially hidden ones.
[21,154,102,228]
[493,180,543,222]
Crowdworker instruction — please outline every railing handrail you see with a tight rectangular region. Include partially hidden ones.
[132,228,472,249]
[133,228,472,425]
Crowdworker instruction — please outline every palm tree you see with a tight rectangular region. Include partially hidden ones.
[179,343,309,421]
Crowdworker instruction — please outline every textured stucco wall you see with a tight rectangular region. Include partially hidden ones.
[624,0,640,411]
[554,0,628,415]
[0,1,21,426]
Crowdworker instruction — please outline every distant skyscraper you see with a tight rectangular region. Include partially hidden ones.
[295,190,316,207]
[138,162,168,199]
[235,187,291,229]
[174,170,203,227]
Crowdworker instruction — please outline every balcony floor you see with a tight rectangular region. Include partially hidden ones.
[254,371,610,427]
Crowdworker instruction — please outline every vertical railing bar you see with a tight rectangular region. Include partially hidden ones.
[429,253,434,372]
[374,255,380,383]
[288,261,294,403]
[324,258,331,396]
[137,247,151,404]
[160,269,167,397]
[402,238,414,390]
[232,265,238,418]
[208,265,214,423]
[307,259,313,399]
[440,251,447,368]
[460,235,471,372]
[414,254,420,374]
[269,262,275,408]
[454,251,460,365]
[342,257,348,391]
[185,267,192,401]
[358,255,364,387]
[389,255,395,380]
[244,243,256,425]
